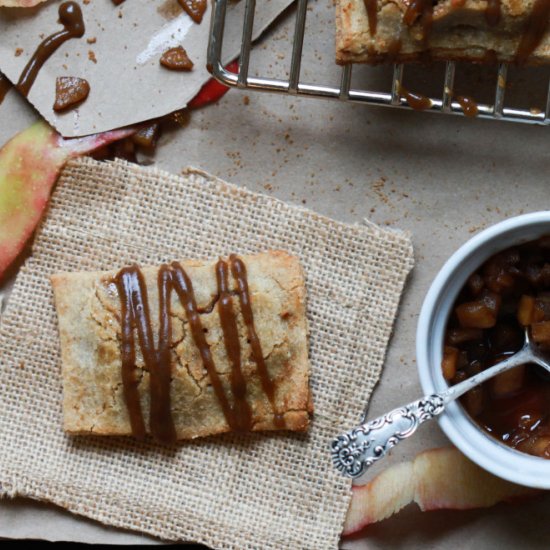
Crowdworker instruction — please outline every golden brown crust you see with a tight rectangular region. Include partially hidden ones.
[336,0,550,65]
[51,250,312,440]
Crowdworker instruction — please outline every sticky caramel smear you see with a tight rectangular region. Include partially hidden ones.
[16,2,85,98]
[177,0,207,23]
[53,76,90,112]
[160,47,194,71]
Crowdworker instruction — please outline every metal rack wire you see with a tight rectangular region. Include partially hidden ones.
[207,0,550,125]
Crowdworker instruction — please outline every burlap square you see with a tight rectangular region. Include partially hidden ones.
[0,157,413,549]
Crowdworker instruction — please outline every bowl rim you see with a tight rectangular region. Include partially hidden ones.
[416,211,550,489]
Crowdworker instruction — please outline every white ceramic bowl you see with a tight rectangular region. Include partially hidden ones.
[417,211,550,489]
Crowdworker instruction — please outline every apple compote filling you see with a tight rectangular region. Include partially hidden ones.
[443,236,550,459]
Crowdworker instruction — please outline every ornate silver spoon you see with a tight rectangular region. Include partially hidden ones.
[331,329,550,478]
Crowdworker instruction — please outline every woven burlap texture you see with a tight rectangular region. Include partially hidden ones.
[0,157,413,550]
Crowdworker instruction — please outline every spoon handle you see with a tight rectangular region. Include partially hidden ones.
[331,394,445,478]
[331,345,535,479]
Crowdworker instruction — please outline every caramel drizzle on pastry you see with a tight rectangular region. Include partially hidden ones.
[229,255,285,429]
[515,0,550,64]
[115,266,151,441]
[403,0,433,43]
[216,260,253,432]
[114,256,283,442]
[170,261,239,431]
[155,266,178,443]
[397,0,550,65]
[363,0,378,35]
[485,0,502,26]
[16,2,85,97]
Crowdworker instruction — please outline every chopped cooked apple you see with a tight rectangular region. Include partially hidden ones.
[531,321,550,345]
[441,346,459,380]
[518,294,536,326]
[0,122,133,280]
[343,446,540,536]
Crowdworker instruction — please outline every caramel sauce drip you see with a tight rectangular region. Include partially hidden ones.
[115,266,149,440]
[216,260,252,432]
[229,255,285,428]
[456,95,479,118]
[515,0,550,65]
[0,74,12,106]
[16,2,85,97]
[485,0,501,26]
[363,0,378,35]
[399,86,432,111]
[154,266,178,443]
[115,257,283,440]
[115,265,177,443]
[403,0,433,43]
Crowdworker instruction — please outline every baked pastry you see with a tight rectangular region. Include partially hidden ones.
[51,251,312,443]
[336,0,550,65]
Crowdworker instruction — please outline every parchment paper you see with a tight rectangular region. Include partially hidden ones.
[0,0,293,137]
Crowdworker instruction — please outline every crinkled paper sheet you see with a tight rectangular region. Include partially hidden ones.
[0,0,293,136]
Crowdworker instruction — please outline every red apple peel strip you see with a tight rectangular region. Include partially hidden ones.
[0,0,46,6]
[343,446,541,536]
[0,121,134,280]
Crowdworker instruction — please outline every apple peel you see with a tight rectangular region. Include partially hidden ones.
[0,122,133,280]
[343,446,541,536]
[188,60,239,109]
[0,0,47,7]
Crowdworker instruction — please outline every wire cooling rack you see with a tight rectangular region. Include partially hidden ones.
[207,0,550,125]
